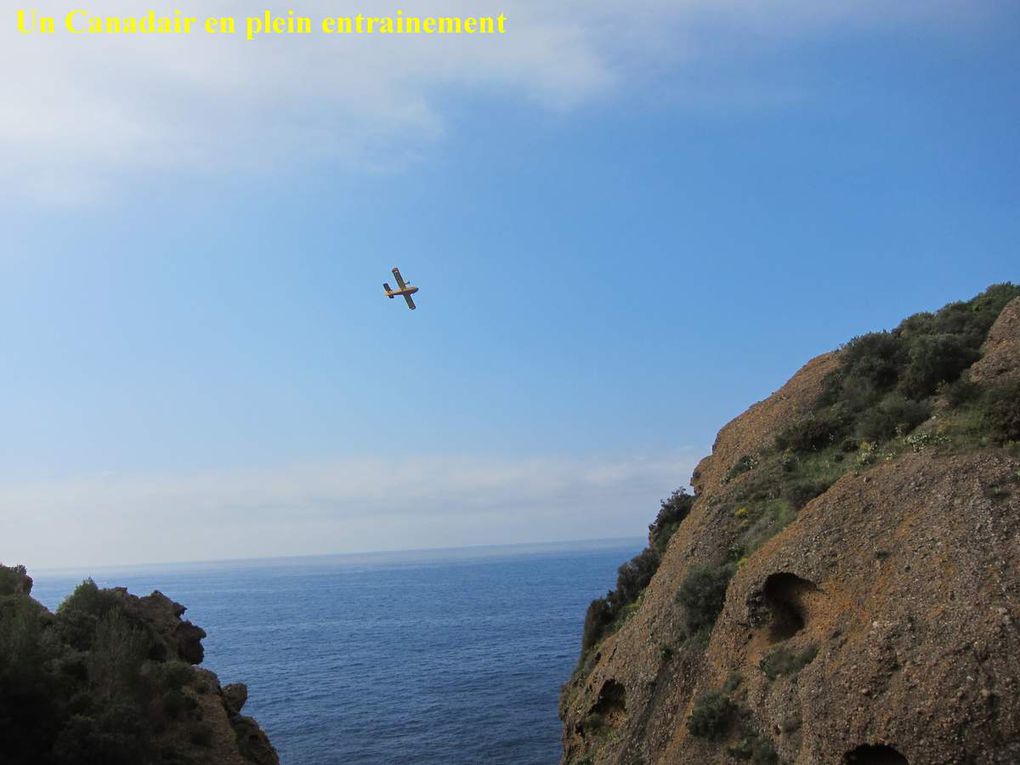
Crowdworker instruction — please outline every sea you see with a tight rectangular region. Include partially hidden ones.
[31,538,643,765]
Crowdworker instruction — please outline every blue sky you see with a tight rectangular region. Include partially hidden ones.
[2,0,1018,567]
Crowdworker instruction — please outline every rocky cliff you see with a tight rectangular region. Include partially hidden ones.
[561,287,1020,765]
[0,565,278,765]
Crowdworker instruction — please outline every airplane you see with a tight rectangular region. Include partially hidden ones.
[383,267,419,310]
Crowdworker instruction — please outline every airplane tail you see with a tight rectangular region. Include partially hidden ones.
[383,282,394,297]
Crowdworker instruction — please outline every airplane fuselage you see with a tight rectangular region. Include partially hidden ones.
[385,285,418,298]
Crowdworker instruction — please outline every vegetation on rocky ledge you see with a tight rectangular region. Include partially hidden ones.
[0,566,277,765]
[581,489,696,653]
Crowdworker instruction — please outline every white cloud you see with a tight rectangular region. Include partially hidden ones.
[1,0,983,203]
[0,452,700,568]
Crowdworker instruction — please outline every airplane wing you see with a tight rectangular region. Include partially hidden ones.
[403,294,416,310]
[391,268,407,289]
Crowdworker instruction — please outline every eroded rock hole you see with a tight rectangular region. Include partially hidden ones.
[843,744,908,764]
[591,679,626,726]
[762,573,817,643]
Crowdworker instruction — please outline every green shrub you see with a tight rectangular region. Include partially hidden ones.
[150,660,195,692]
[730,499,797,560]
[924,283,1020,339]
[856,393,930,442]
[781,478,832,510]
[52,702,148,765]
[57,580,126,651]
[581,488,696,653]
[57,609,103,653]
[87,611,150,700]
[722,673,742,695]
[0,565,30,596]
[649,489,695,554]
[0,596,64,759]
[676,563,735,633]
[832,331,905,397]
[688,677,778,761]
[59,579,121,619]
[0,595,48,669]
[614,548,660,605]
[760,643,818,679]
[687,690,733,740]
[580,548,659,651]
[581,598,616,652]
[943,376,981,407]
[775,410,849,453]
[724,455,759,483]
[817,284,1019,446]
[899,334,980,398]
[983,381,1020,444]
[729,735,779,763]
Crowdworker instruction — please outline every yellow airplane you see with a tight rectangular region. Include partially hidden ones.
[383,267,418,310]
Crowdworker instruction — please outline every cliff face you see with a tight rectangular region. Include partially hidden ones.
[561,292,1020,765]
[0,566,278,765]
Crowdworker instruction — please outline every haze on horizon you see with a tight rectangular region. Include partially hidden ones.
[2,0,1018,569]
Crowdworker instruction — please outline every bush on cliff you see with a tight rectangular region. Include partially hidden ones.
[855,393,931,442]
[689,677,779,761]
[781,283,1020,455]
[721,285,1020,587]
[0,593,65,762]
[0,567,237,765]
[57,579,133,651]
[775,409,849,453]
[649,489,695,555]
[983,381,1020,444]
[759,643,818,680]
[676,563,735,634]
[688,690,734,740]
[580,489,696,653]
[0,564,31,596]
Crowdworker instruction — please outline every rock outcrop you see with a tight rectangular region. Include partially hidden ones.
[0,568,278,765]
[561,293,1020,765]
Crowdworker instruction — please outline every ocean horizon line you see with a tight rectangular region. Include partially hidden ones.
[30,535,645,578]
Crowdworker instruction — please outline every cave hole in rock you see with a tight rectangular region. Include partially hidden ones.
[591,679,626,726]
[762,572,817,643]
[843,744,908,764]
